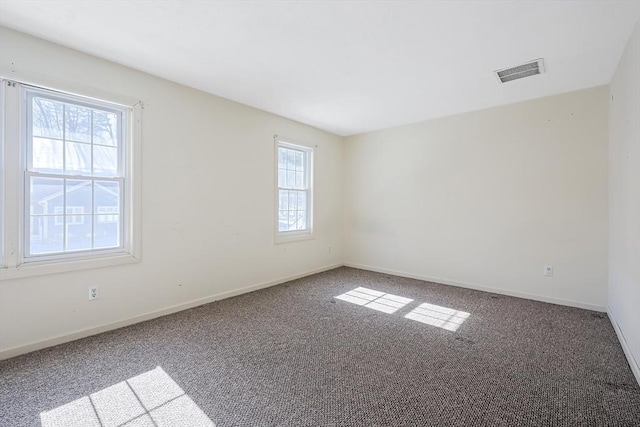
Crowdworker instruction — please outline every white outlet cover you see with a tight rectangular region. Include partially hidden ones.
[89,286,99,300]
[544,265,553,277]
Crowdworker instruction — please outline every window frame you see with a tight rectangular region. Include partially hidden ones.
[0,82,5,267]
[274,138,314,243]
[23,87,126,261]
[0,79,141,280]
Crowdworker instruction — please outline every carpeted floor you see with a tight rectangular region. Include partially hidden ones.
[1,267,639,426]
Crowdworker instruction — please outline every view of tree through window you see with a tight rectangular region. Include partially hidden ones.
[27,92,125,256]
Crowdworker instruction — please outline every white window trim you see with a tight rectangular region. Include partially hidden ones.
[0,78,142,280]
[0,82,5,267]
[274,137,314,244]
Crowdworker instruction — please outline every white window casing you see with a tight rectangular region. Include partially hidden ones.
[0,79,141,279]
[275,138,313,243]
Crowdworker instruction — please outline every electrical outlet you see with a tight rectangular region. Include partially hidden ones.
[544,265,553,277]
[89,286,99,300]
[327,245,332,253]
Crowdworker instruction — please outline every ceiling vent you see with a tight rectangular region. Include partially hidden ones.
[494,58,545,83]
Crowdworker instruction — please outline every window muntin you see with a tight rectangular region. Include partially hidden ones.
[24,89,125,259]
[277,141,312,238]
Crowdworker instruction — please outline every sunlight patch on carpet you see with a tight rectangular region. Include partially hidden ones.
[335,287,413,314]
[40,366,214,427]
[404,302,470,331]
[335,287,470,332]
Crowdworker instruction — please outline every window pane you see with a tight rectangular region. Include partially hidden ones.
[295,151,303,170]
[65,105,91,143]
[93,145,118,176]
[94,215,120,248]
[278,169,286,188]
[279,190,288,211]
[30,216,44,239]
[288,190,297,211]
[278,211,288,232]
[32,97,63,139]
[287,149,296,170]
[31,177,64,215]
[297,191,307,211]
[66,180,92,214]
[278,147,286,167]
[295,171,304,189]
[66,215,92,251]
[288,211,297,230]
[65,142,92,174]
[94,181,120,213]
[94,181,121,248]
[286,171,295,189]
[93,110,118,146]
[32,137,63,173]
[297,211,307,230]
[30,216,64,254]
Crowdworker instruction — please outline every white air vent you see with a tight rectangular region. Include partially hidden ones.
[494,58,545,83]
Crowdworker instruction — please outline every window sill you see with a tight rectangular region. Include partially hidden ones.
[0,253,140,280]
[275,233,314,245]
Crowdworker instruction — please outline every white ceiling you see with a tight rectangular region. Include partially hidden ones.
[1,1,638,136]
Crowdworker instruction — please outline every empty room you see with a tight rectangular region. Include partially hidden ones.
[0,1,639,426]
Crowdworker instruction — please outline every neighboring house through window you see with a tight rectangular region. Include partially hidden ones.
[53,206,86,226]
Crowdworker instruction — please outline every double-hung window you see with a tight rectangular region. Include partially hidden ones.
[276,139,313,241]
[25,88,126,258]
[0,80,140,278]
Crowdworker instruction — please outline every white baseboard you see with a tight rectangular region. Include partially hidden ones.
[0,262,611,361]
[0,263,342,361]
[343,262,607,312]
[607,307,640,387]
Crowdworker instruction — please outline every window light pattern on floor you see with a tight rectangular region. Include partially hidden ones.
[404,302,470,332]
[40,366,215,427]
[335,287,471,332]
[334,287,413,314]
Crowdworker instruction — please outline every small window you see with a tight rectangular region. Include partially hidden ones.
[276,140,313,241]
[24,88,126,259]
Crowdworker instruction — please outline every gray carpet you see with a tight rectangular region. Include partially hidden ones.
[1,267,639,426]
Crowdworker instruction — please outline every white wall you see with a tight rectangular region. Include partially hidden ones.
[0,27,343,358]
[609,21,640,383]
[344,86,609,310]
